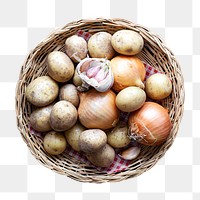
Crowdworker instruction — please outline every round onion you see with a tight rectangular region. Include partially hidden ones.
[110,55,146,92]
[78,89,119,129]
[128,102,172,146]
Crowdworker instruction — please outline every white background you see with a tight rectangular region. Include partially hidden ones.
[0,0,199,199]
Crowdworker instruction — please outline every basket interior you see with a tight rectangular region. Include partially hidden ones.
[16,18,184,183]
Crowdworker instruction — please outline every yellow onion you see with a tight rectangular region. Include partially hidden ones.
[78,89,119,129]
[128,102,172,146]
[110,55,146,92]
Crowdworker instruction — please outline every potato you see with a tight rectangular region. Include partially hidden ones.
[65,35,88,63]
[86,144,115,167]
[44,131,67,155]
[59,84,79,107]
[64,122,85,152]
[50,100,78,132]
[79,129,107,153]
[47,51,74,82]
[30,104,54,132]
[88,32,115,59]
[111,30,144,55]
[73,69,82,86]
[107,125,131,148]
[116,86,146,112]
[26,76,59,107]
[145,73,172,100]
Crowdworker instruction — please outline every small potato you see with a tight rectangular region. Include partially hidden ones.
[64,122,85,152]
[50,100,78,132]
[145,73,172,100]
[116,86,146,112]
[30,104,54,132]
[47,51,74,82]
[111,30,144,55]
[73,69,82,86]
[107,125,131,148]
[44,131,67,155]
[26,76,59,107]
[88,32,115,59]
[86,144,115,168]
[59,84,79,107]
[79,129,107,153]
[65,35,88,63]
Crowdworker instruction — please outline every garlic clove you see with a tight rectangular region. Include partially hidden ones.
[89,60,101,68]
[80,60,92,72]
[94,68,108,82]
[86,65,101,78]
[118,146,141,160]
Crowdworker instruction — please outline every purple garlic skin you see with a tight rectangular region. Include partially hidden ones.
[86,65,101,78]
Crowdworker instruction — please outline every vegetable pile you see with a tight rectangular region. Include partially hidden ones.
[26,29,173,169]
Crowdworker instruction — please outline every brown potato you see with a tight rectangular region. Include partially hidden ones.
[50,100,78,132]
[65,35,88,63]
[86,144,115,168]
[44,131,67,155]
[59,84,79,107]
[73,69,82,86]
[145,73,172,100]
[79,129,107,153]
[88,32,115,59]
[26,76,59,107]
[107,125,131,148]
[116,86,146,112]
[64,122,85,152]
[47,51,74,82]
[30,104,54,132]
[111,30,144,55]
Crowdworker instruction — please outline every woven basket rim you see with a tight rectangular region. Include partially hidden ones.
[15,18,185,183]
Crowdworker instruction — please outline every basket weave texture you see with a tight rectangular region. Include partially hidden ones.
[15,18,185,183]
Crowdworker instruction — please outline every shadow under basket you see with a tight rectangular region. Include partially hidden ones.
[15,18,185,183]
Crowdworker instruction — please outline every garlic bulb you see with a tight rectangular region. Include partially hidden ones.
[76,58,114,92]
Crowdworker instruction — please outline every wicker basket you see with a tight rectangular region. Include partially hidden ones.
[15,18,184,183]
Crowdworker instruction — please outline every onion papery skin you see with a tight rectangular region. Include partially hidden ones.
[78,89,120,130]
[128,102,172,146]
